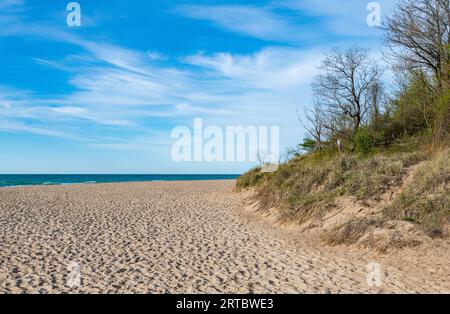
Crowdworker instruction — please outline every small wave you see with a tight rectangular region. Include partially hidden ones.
[60,181,97,186]
[0,184,26,188]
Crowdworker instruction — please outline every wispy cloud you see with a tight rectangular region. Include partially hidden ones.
[0,15,321,151]
[51,106,134,127]
[175,103,236,116]
[175,1,398,42]
[0,0,392,159]
[0,119,71,138]
[174,4,312,42]
[281,0,397,37]
[184,47,320,90]
[0,0,24,29]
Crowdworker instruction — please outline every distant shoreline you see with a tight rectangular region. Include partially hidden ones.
[0,174,240,188]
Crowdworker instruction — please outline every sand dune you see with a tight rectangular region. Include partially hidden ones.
[0,180,448,293]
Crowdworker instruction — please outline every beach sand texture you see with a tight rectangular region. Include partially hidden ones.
[0,180,448,293]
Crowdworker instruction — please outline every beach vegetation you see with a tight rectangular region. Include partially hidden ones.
[237,0,450,246]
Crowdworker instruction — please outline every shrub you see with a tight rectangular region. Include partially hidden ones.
[236,167,265,189]
[354,127,374,155]
[299,138,317,152]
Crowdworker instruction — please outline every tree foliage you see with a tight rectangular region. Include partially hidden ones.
[301,0,450,153]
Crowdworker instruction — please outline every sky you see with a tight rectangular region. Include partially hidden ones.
[0,0,397,174]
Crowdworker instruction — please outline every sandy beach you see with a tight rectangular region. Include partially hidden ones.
[0,180,448,294]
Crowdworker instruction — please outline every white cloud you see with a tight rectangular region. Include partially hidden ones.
[175,103,236,116]
[184,47,320,90]
[51,106,133,127]
[147,51,167,61]
[0,119,70,138]
[283,0,397,16]
[52,106,88,116]
[1,1,376,156]
[281,0,398,37]
[174,4,312,42]
[0,35,318,152]
[174,1,400,41]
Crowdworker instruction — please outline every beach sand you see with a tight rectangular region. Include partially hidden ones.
[0,180,448,294]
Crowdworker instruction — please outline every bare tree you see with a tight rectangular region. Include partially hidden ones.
[256,151,271,167]
[368,81,384,121]
[280,145,302,163]
[312,46,383,137]
[257,151,279,173]
[384,0,450,94]
[297,101,325,151]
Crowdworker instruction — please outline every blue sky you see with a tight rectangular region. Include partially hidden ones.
[0,0,396,174]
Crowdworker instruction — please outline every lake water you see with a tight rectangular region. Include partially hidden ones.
[0,174,239,187]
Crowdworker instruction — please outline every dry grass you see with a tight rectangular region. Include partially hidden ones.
[246,151,426,224]
[323,218,423,252]
[237,141,450,249]
[383,149,450,235]
[324,218,383,245]
[236,167,264,189]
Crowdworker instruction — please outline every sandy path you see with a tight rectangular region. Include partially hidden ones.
[0,180,447,293]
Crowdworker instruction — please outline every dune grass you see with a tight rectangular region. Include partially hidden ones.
[240,150,427,224]
[238,134,450,241]
[383,149,450,236]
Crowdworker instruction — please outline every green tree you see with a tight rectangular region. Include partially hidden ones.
[354,127,374,155]
[299,138,318,153]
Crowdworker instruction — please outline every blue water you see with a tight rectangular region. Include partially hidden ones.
[0,174,240,187]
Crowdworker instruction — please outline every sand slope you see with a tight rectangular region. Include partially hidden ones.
[0,180,448,293]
